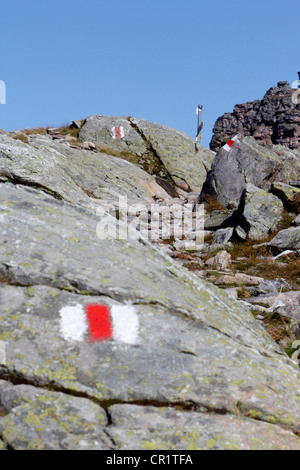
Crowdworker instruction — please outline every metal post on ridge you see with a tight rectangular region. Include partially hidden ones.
[195,104,203,152]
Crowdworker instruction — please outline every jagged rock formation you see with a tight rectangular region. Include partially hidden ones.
[1,121,300,449]
[210,81,300,151]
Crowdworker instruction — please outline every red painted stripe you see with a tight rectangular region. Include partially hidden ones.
[85,304,113,343]
[115,126,121,139]
[227,139,234,147]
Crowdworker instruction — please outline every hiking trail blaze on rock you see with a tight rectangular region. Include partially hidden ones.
[0,104,300,450]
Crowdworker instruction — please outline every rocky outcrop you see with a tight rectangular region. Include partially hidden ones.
[210,81,300,151]
[0,133,168,208]
[79,115,215,194]
[200,136,300,209]
[240,184,284,240]
[1,125,300,449]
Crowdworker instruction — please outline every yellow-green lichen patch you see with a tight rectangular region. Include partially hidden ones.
[246,409,263,419]
[27,438,45,450]
[24,410,45,433]
[141,439,176,450]
[205,438,217,449]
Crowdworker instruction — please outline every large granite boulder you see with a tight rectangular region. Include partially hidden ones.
[200,136,300,209]
[240,184,284,239]
[0,133,168,208]
[267,227,300,251]
[1,123,300,450]
[79,115,215,193]
[1,182,300,449]
[210,81,300,151]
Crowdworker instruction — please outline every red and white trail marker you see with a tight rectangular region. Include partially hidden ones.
[223,135,239,152]
[59,303,139,345]
[111,126,125,139]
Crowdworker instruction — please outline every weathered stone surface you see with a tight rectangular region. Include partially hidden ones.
[200,136,300,209]
[0,382,111,450]
[211,227,234,245]
[235,225,247,240]
[79,115,147,156]
[79,115,215,192]
[268,227,300,250]
[271,182,300,211]
[0,134,168,208]
[132,118,215,192]
[210,81,300,151]
[242,184,283,239]
[108,404,300,450]
[256,279,288,295]
[205,251,231,271]
[204,210,236,230]
[70,119,84,130]
[215,273,264,287]
[1,125,300,449]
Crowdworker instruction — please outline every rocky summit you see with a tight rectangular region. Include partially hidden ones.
[210,81,300,151]
[0,99,300,450]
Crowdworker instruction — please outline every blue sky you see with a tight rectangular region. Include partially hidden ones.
[1,0,299,148]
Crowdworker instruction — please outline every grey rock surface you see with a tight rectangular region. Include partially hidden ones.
[241,184,283,239]
[1,123,300,449]
[211,227,234,245]
[204,210,236,230]
[0,134,167,208]
[79,115,215,193]
[268,227,300,250]
[200,136,300,209]
[205,251,231,271]
[108,404,300,450]
[0,382,111,450]
[79,115,147,158]
[271,182,300,211]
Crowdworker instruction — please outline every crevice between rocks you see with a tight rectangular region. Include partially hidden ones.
[0,369,215,416]
[0,266,115,300]
[1,369,299,440]
[234,400,300,439]
[0,173,64,201]
[127,117,179,198]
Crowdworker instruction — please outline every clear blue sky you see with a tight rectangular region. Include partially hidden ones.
[1,0,299,148]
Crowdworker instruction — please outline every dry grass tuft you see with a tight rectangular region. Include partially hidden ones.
[13,133,29,144]
[203,195,226,213]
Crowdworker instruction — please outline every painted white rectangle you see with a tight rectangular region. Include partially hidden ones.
[59,304,88,342]
[0,80,6,105]
[111,305,139,345]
